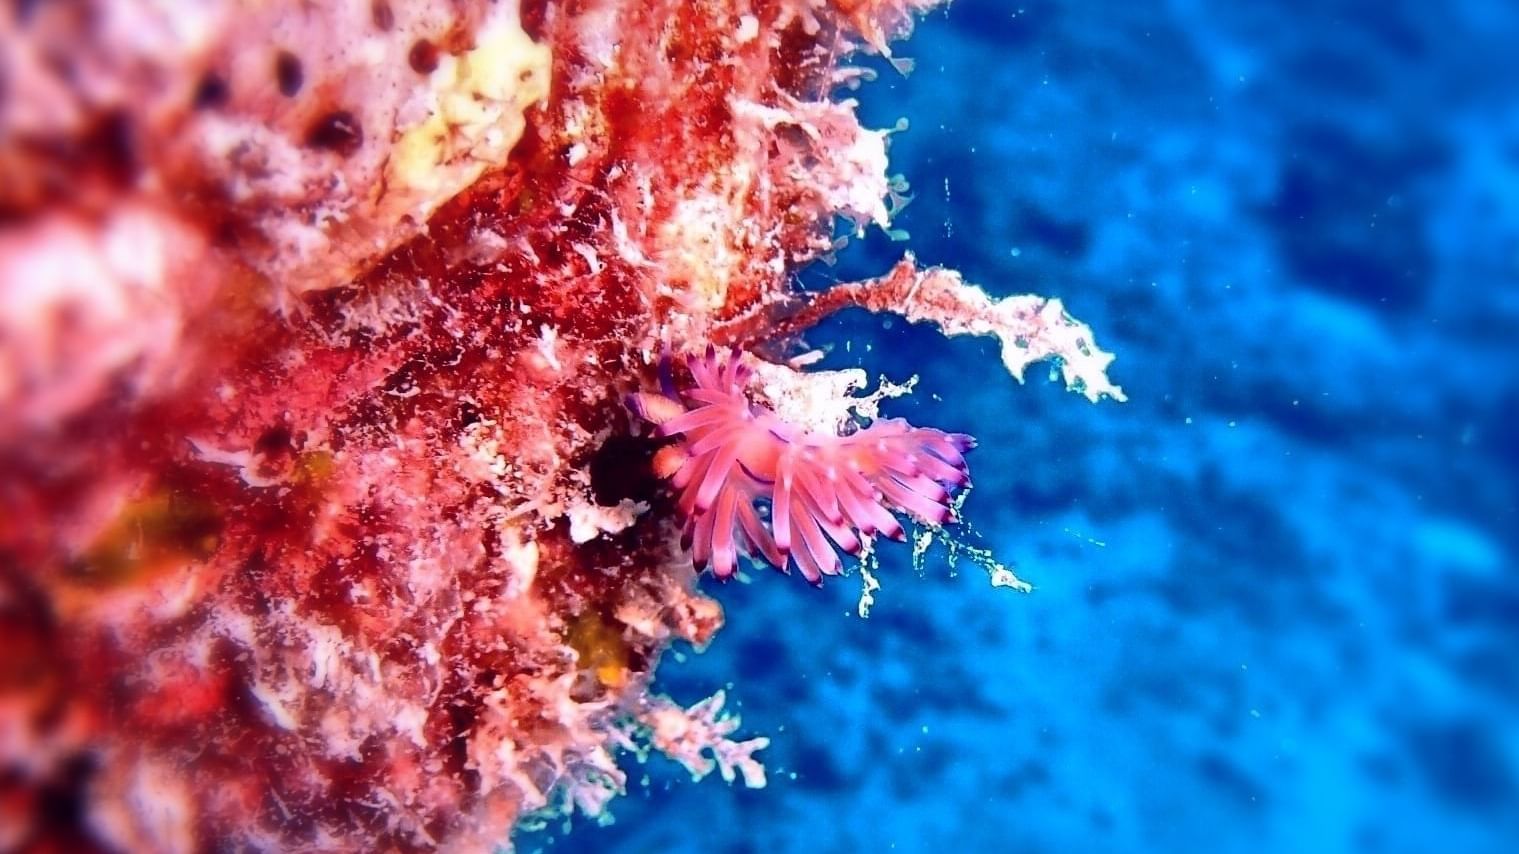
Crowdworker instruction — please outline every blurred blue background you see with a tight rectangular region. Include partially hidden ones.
[545,1,1519,851]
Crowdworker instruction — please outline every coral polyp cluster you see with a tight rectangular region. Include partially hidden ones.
[631,347,974,583]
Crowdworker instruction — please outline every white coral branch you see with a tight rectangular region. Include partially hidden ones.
[634,691,770,789]
[891,265,1127,403]
[735,255,1126,404]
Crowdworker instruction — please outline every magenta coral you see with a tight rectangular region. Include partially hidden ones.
[630,347,974,584]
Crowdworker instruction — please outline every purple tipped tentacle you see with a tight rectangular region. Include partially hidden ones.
[791,507,841,580]
[731,358,754,386]
[878,475,951,526]
[812,508,862,556]
[838,467,901,536]
[917,427,974,462]
[709,487,740,579]
[893,471,950,504]
[686,346,722,390]
[717,346,744,389]
[834,477,882,536]
[911,448,969,486]
[736,500,785,568]
[787,512,826,585]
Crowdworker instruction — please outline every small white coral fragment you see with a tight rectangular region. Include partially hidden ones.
[635,691,769,789]
[869,257,1124,402]
[566,498,648,544]
[731,95,895,231]
[747,358,915,435]
[897,267,1127,403]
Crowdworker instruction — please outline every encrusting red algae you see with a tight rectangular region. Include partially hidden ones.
[0,0,1121,850]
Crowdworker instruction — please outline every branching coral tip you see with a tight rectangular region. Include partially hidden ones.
[628,346,975,585]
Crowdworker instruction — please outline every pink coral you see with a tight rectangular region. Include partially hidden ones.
[629,347,974,584]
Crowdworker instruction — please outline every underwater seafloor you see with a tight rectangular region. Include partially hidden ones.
[546,1,1519,852]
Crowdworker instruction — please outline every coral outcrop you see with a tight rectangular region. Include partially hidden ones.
[0,0,1120,850]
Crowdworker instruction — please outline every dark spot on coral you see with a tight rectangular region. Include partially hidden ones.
[192,72,229,110]
[305,110,364,157]
[624,646,650,674]
[519,0,549,41]
[588,434,662,506]
[409,39,440,74]
[370,0,395,32]
[455,399,482,429]
[275,50,303,97]
[88,110,138,185]
[254,424,294,457]
[31,754,97,846]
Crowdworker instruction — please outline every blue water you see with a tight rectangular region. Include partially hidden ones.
[548,2,1519,850]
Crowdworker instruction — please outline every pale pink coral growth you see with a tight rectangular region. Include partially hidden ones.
[635,691,770,789]
[629,347,973,585]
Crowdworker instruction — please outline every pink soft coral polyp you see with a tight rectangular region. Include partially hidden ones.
[629,347,975,584]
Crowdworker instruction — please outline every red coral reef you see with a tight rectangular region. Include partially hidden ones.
[0,0,1120,850]
[0,1,957,850]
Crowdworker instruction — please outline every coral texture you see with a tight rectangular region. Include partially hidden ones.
[0,0,1121,850]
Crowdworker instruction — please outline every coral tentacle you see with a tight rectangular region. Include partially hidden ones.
[630,347,974,585]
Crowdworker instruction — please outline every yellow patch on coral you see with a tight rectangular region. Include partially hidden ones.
[70,490,222,589]
[389,16,551,199]
[565,612,631,690]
